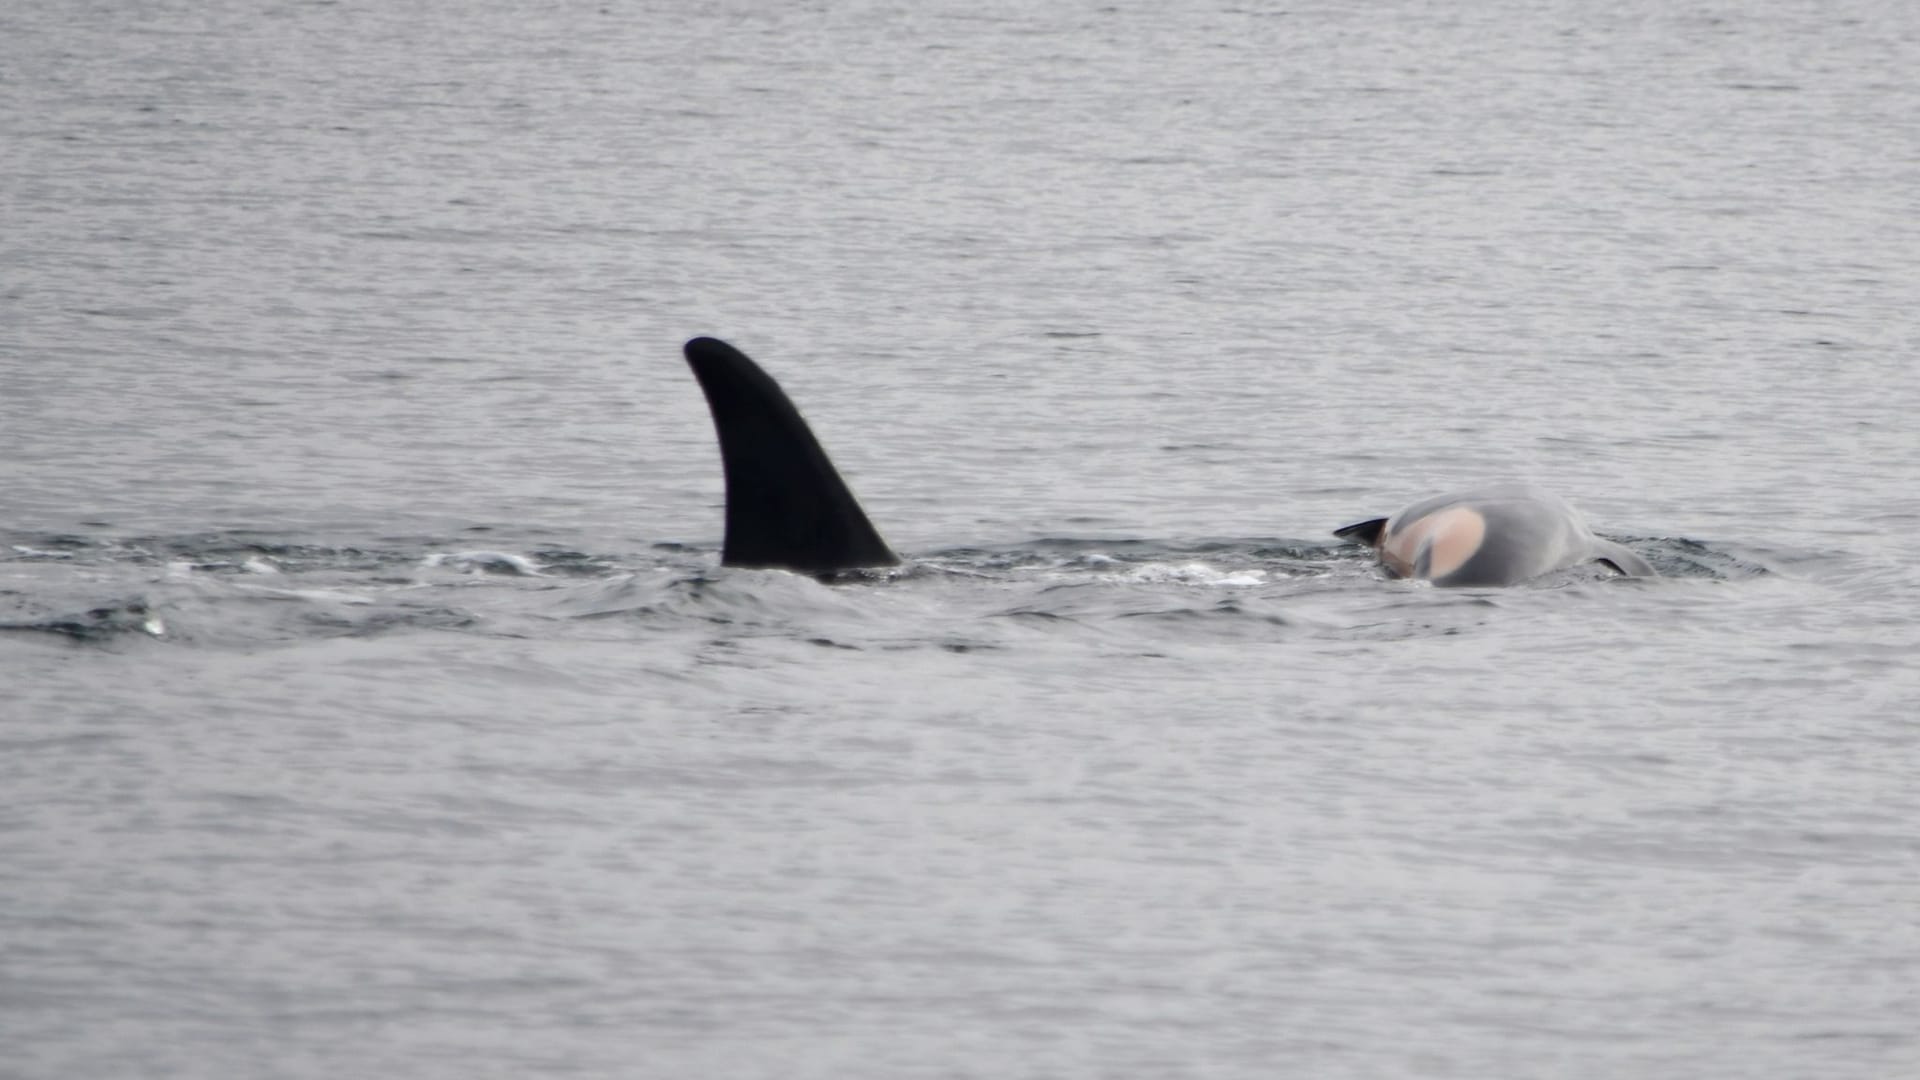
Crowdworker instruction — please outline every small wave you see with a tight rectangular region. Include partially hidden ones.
[423,550,545,576]
[1622,536,1771,581]
[233,583,378,605]
[0,599,165,642]
[1100,562,1270,586]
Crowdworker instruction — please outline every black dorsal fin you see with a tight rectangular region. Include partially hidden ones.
[682,337,899,573]
[1333,517,1389,547]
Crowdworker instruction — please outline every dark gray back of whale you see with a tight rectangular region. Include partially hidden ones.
[682,337,899,573]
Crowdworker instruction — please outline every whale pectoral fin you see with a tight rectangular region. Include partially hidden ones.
[682,337,900,574]
[1591,539,1656,578]
[1333,517,1389,547]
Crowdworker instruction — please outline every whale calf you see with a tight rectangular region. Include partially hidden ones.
[1333,487,1655,587]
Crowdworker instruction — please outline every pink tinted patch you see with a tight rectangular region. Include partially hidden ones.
[1383,506,1487,580]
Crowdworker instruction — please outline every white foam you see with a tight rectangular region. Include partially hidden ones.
[1113,562,1269,586]
[424,550,544,576]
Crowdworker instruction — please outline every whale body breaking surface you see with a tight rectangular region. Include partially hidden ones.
[1333,487,1656,587]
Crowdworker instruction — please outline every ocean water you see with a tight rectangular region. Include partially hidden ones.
[4,1,1919,1077]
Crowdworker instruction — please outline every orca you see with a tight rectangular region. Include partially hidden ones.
[682,336,899,574]
[1334,486,1655,587]
[681,337,1656,587]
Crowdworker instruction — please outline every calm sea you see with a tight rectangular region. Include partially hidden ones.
[5,1,1918,1077]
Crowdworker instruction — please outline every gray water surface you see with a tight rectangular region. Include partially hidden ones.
[5,1,1919,1077]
